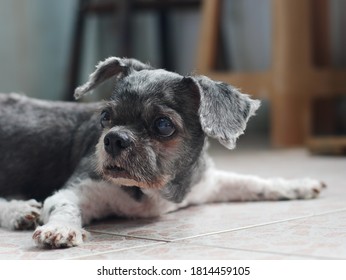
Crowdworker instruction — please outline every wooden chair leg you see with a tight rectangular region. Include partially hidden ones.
[196,0,220,73]
[271,0,313,147]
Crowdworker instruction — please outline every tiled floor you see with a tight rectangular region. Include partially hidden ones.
[0,142,345,260]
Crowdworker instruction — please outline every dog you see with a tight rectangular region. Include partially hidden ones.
[0,57,326,248]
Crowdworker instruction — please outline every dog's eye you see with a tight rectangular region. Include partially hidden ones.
[100,111,111,128]
[154,117,175,137]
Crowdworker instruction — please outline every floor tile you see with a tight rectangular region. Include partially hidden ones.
[186,210,346,259]
[77,241,304,260]
[0,228,162,260]
[87,196,344,242]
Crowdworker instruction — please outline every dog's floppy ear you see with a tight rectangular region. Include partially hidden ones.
[74,57,152,100]
[183,75,260,149]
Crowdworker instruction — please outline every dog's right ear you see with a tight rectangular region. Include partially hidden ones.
[74,57,152,100]
[181,75,260,149]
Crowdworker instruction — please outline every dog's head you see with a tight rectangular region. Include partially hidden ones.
[75,57,260,202]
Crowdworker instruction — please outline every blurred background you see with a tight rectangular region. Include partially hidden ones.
[0,0,345,152]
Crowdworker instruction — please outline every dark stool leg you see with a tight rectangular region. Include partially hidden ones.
[65,0,88,101]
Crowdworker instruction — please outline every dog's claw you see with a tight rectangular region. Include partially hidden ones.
[32,230,41,239]
[313,188,320,194]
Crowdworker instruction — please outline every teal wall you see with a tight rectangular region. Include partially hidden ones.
[0,0,77,100]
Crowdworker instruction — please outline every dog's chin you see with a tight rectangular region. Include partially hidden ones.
[106,176,166,189]
[102,166,170,189]
[103,165,141,186]
[103,164,133,180]
[108,177,145,187]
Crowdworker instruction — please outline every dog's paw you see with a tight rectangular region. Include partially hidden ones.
[1,199,41,230]
[294,178,326,199]
[32,223,88,249]
[282,178,327,200]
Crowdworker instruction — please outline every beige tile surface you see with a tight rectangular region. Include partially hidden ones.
[0,228,162,260]
[87,198,345,242]
[77,241,305,260]
[186,210,346,260]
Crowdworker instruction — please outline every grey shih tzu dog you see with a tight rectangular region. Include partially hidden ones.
[0,57,325,248]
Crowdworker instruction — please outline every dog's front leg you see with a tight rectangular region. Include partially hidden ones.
[32,188,88,248]
[186,168,326,205]
[32,177,143,248]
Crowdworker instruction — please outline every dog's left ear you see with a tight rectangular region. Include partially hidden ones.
[74,57,152,100]
[182,75,261,149]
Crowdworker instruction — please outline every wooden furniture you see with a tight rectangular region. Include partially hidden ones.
[196,0,346,148]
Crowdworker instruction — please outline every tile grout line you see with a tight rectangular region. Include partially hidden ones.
[169,208,346,242]
[311,207,346,216]
[169,218,310,242]
[86,208,346,244]
[88,229,172,243]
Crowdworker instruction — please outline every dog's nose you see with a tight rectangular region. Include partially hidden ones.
[104,131,132,157]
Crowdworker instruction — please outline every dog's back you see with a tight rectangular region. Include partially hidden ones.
[0,93,101,200]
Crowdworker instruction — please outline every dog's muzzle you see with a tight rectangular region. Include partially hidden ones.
[102,131,135,181]
[100,130,164,188]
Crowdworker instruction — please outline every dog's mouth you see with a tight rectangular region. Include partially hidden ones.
[102,163,150,188]
[104,164,132,179]
[101,162,170,189]
[106,164,125,172]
